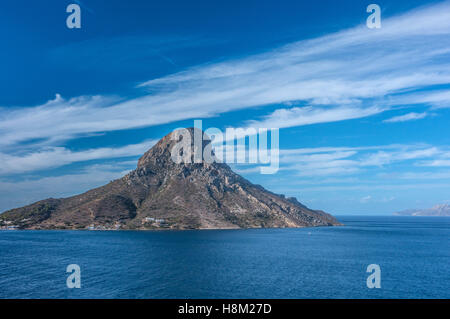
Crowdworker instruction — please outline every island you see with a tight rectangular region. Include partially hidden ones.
[393,204,450,216]
[0,128,341,230]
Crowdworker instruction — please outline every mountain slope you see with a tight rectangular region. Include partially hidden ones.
[0,129,341,230]
[394,204,450,216]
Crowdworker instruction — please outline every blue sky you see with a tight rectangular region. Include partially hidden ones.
[1,0,450,215]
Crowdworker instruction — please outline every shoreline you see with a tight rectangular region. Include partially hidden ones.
[0,223,343,232]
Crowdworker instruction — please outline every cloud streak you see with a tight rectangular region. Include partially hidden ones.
[383,112,429,123]
[0,139,156,175]
[278,144,447,177]
[246,105,385,129]
[2,1,450,150]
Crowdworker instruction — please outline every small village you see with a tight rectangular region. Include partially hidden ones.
[83,217,169,231]
[142,217,169,228]
[0,220,19,230]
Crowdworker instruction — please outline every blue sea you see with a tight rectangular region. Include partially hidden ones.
[0,216,448,299]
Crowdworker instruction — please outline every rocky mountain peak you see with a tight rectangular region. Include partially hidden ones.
[0,129,341,230]
[137,127,215,170]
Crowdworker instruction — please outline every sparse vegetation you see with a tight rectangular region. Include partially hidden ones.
[0,129,340,230]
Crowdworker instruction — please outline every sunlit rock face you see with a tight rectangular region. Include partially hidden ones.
[0,129,341,230]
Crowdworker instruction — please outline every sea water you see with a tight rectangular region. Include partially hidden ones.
[0,216,448,298]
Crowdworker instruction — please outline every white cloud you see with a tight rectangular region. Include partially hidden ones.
[385,89,450,109]
[360,147,440,166]
[1,1,450,150]
[0,139,156,175]
[383,112,428,123]
[246,105,385,129]
[279,145,444,177]
[418,159,450,167]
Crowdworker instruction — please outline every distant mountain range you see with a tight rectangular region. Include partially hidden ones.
[393,204,450,216]
[0,128,341,230]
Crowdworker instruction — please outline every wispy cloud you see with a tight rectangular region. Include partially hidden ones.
[360,147,440,166]
[2,1,450,150]
[418,159,450,167]
[383,112,429,123]
[386,89,450,109]
[0,139,156,175]
[278,144,446,177]
[221,143,450,178]
[246,105,384,129]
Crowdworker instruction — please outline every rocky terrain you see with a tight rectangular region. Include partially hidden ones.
[393,204,450,216]
[0,128,341,230]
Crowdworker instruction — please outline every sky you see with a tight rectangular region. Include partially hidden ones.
[1,0,450,215]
